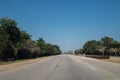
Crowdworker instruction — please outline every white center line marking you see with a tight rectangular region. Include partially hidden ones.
[89,66,98,71]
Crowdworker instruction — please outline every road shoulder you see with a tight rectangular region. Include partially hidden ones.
[0,56,54,72]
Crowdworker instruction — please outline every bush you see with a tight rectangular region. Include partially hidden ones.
[0,42,16,61]
[86,55,110,59]
[17,47,31,59]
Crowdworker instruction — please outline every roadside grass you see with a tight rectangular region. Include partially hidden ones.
[74,54,120,63]
[102,56,120,63]
[0,55,57,65]
[0,58,37,65]
[0,56,54,65]
[105,59,120,63]
[0,59,32,65]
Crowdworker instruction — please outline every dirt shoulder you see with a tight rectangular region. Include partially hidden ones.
[0,56,54,72]
[73,55,120,63]
[102,57,120,63]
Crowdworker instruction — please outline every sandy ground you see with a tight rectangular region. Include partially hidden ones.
[74,55,120,63]
[0,56,53,72]
[102,57,120,63]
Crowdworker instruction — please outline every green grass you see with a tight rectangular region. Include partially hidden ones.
[0,59,28,65]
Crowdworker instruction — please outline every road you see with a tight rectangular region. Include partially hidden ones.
[0,54,120,80]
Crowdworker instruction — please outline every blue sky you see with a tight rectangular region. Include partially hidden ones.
[0,0,120,52]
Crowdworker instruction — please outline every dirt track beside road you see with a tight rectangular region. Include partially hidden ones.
[102,56,120,63]
[0,56,53,72]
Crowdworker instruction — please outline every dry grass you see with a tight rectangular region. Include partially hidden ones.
[102,57,120,63]
[0,56,54,72]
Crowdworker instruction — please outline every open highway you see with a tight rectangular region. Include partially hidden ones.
[0,54,120,80]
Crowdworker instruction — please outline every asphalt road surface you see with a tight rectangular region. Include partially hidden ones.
[0,54,120,80]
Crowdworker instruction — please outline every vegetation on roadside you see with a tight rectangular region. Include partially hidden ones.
[0,17,61,61]
[74,37,120,57]
[0,59,27,65]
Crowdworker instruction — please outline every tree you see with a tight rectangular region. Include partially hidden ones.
[83,40,101,55]
[0,18,21,44]
[20,30,31,42]
[101,36,118,47]
[44,43,61,56]
[101,36,119,56]
[74,49,83,55]
[0,18,21,60]
[51,45,61,55]
[17,40,41,59]
[104,43,120,56]
[16,30,32,48]
[0,17,62,61]
[37,38,46,55]
[0,41,16,61]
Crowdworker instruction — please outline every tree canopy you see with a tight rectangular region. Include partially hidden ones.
[81,36,120,56]
[0,17,61,61]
